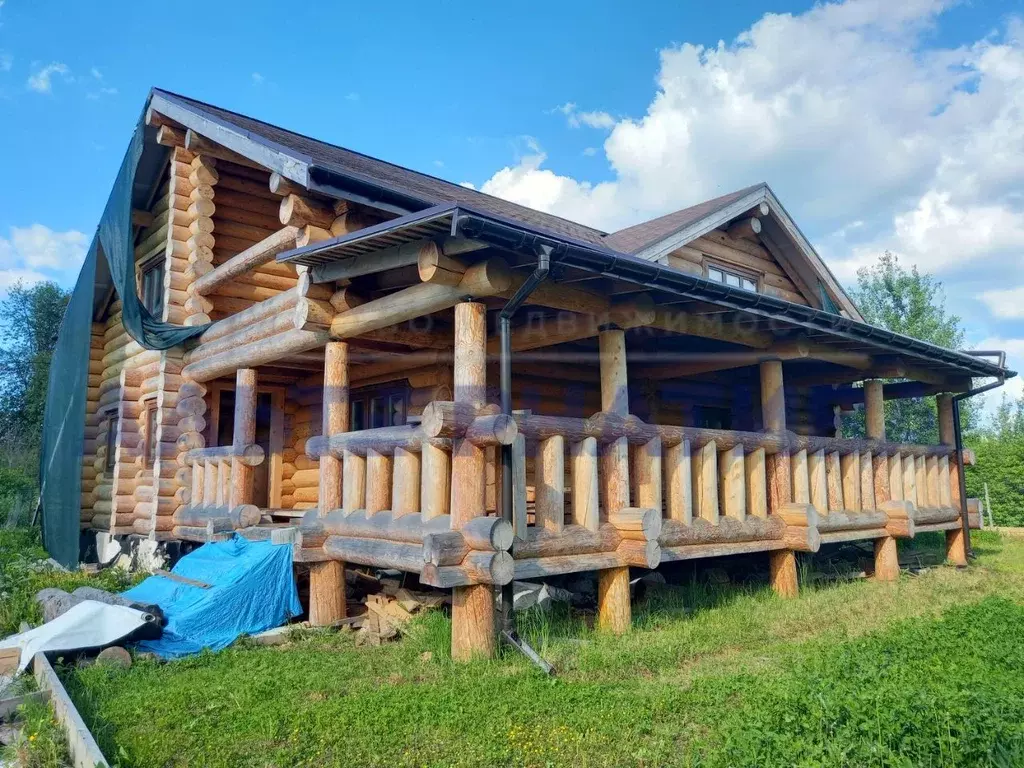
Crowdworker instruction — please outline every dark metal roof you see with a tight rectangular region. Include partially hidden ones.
[149,89,608,246]
[603,184,764,253]
[280,203,1016,383]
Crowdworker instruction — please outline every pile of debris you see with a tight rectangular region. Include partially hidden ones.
[353,589,448,646]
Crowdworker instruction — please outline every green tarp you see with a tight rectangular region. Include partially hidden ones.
[39,110,209,565]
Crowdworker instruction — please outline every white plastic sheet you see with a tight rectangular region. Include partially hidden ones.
[0,600,150,673]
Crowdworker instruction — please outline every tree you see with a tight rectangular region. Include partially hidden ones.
[965,392,1024,527]
[844,252,977,443]
[0,281,71,472]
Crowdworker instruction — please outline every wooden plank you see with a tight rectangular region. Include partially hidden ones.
[860,451,875,510]
[826,451,843,512]
[155,569,212,588]
[534,435,565,533]
[571,436,600,531]
[33,653,110,768]
[719,444,745,520]
[808,449,827,512]
[841,451,861,512]
[745,446,767,519]
[791,448,809,504]
[665,439,693,524]
[693,440,719,524]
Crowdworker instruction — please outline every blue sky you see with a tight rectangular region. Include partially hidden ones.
[1,0,1022,414]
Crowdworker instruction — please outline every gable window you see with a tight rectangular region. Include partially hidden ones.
[139,257,165,318]
[351,383,409,431]
[706,262,758,293]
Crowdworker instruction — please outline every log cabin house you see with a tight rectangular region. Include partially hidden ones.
[44,89,1014,660]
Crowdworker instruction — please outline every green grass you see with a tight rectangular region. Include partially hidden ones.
[0,526,137,636]
[0,695,72,768]
[43,530,1024,767]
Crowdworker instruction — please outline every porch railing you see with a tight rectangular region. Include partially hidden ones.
[172,444,265,539]
[293,402,974,587]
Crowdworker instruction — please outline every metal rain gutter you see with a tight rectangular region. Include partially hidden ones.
[452,212,1012,382]
[495,237,553,676]
[952,352,1008,558]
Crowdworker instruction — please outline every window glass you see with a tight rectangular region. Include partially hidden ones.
[140,260,165,317]
[104,416,117,472]
[351,400,366,431]
[370,396,386,429]
[706,262,758,294]
[145,404,159,468]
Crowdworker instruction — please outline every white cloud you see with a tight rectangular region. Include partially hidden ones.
[27,62,70,93]
[345,92,359,101]
[0,225,88,275]
[554,102,616,129]
[582,147,598,157]
[476,0,1024,266]
[90,67,103,80]
[978,286,1024,319]
[251,72,264,85]
[0,52,11,72]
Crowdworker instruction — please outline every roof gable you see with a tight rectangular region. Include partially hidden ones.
[603,184,863,321]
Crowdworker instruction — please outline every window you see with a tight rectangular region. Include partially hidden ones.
[139,257,165,317]
[104,416,117,472]
[143,403,158,468]
[706,262,758,293]
[351,384,409,431]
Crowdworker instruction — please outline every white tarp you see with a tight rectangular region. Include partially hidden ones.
[0,600,150,673]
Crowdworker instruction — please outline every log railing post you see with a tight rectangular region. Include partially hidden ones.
[450,301,495,660]
[865,379,898,581]
[761,359,798,597]
[310,342,348,626]
[230,368,257,508]
[597,327,632,633]
[937,394,967,565]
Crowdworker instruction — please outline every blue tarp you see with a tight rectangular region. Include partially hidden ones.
[122,536,303,659]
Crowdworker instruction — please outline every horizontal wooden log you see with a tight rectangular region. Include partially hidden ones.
[322,535,425,573]
[172,504,261,529]
[420,401,518,446]
[306,426,450,459]
[659,516,785,547]
[414,518,512,567]
[420,551,515,587]
[815,509,888,534]
[184,444,264,466]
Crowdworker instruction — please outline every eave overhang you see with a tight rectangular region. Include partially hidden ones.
[277,203,1016,384]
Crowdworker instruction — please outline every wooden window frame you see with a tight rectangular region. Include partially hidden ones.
[103,415,118,473]
[703,259,761,294]
[138,254,165,318]
[143,402,158,469]
[350,382,410,432]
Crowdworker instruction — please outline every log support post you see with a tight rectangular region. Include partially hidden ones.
[310,342,348,625]
[865,379,899,581]
[450,301,495,660]
[230,369,257,507]
[762,360,798,597]
[597,328,632,633]
[937,394,968,566]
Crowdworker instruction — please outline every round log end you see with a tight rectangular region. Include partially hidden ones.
[234,504,262,529]
[490,519,514,552]
[486,413,518,446]
[239,444,265,466]
[489,550,515,586]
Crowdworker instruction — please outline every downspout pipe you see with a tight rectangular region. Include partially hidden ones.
[498,246,551,634]
[951,374,1006,559]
